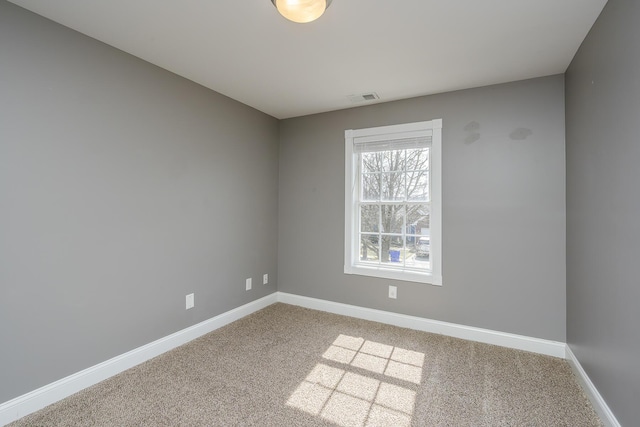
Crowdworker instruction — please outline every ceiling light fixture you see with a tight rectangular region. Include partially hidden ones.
[271,0,332,24]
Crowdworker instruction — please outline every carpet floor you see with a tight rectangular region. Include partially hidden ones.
[10,303,602,426]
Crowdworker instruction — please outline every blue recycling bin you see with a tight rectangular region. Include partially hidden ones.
[389,250,401,262]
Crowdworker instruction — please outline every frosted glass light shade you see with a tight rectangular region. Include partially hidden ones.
[272,0,331,23]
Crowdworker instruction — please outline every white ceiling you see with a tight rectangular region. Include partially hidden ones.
[9,0,607,119]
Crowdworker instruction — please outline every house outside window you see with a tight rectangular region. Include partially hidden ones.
[344,119,442,285]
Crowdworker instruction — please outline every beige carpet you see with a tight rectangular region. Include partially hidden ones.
[10,303,601,426]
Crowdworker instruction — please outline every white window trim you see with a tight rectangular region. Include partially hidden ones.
[344,119,442,286]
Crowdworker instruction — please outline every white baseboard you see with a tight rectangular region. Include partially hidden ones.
[0,293,278,426]
[276,292,566,358]
[565,346,621,427]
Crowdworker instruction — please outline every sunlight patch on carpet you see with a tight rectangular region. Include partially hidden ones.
[286,334,422,427]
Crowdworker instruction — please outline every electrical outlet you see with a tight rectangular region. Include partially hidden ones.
[263,273,268,285]
[388,285,397,299]
[186,293,194,309]
[246,278,252,291]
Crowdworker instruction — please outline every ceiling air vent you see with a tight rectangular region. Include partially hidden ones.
[347,92,380,103]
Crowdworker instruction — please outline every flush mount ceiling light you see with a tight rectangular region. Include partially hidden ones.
[271,0,333,23]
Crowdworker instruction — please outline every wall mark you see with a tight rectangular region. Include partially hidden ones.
[464,121,480,132]
[463,121,481,144]
[509,128,532,141]
[465,133,481,144]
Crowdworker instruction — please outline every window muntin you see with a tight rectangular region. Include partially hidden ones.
[345,120,442,285]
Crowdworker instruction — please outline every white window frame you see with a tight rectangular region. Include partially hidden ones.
[344,119,442,285]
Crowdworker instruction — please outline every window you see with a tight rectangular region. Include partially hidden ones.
[344,119,442,285]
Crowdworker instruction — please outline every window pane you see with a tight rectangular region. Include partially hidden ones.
[362,173,380,201]
[414,234,430,259]
[406,148,429,170]
[406,148,430,201]
[406,171,429,201]
[381,235,405,266]
[362,152,382,173]
[407,205,430,234]
[360,205,379,233]
[405,235,419,248]
[406,234,431,270]
[380,235,394,263]
[381,150,404,172]
[381,204,404,234]
[359,234,379,262]
[381,172,405,201]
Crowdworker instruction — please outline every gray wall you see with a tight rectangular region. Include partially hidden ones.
[566,0,640,425]
[0,2,279,403]
[279,76,567,342]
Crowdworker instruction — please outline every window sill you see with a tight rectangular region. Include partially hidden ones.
[344,264,442,286]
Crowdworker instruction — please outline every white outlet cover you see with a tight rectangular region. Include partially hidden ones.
[263,273,268,285]
[388,286,397,299]
[246,278,252,291]
[186,293,194,309]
